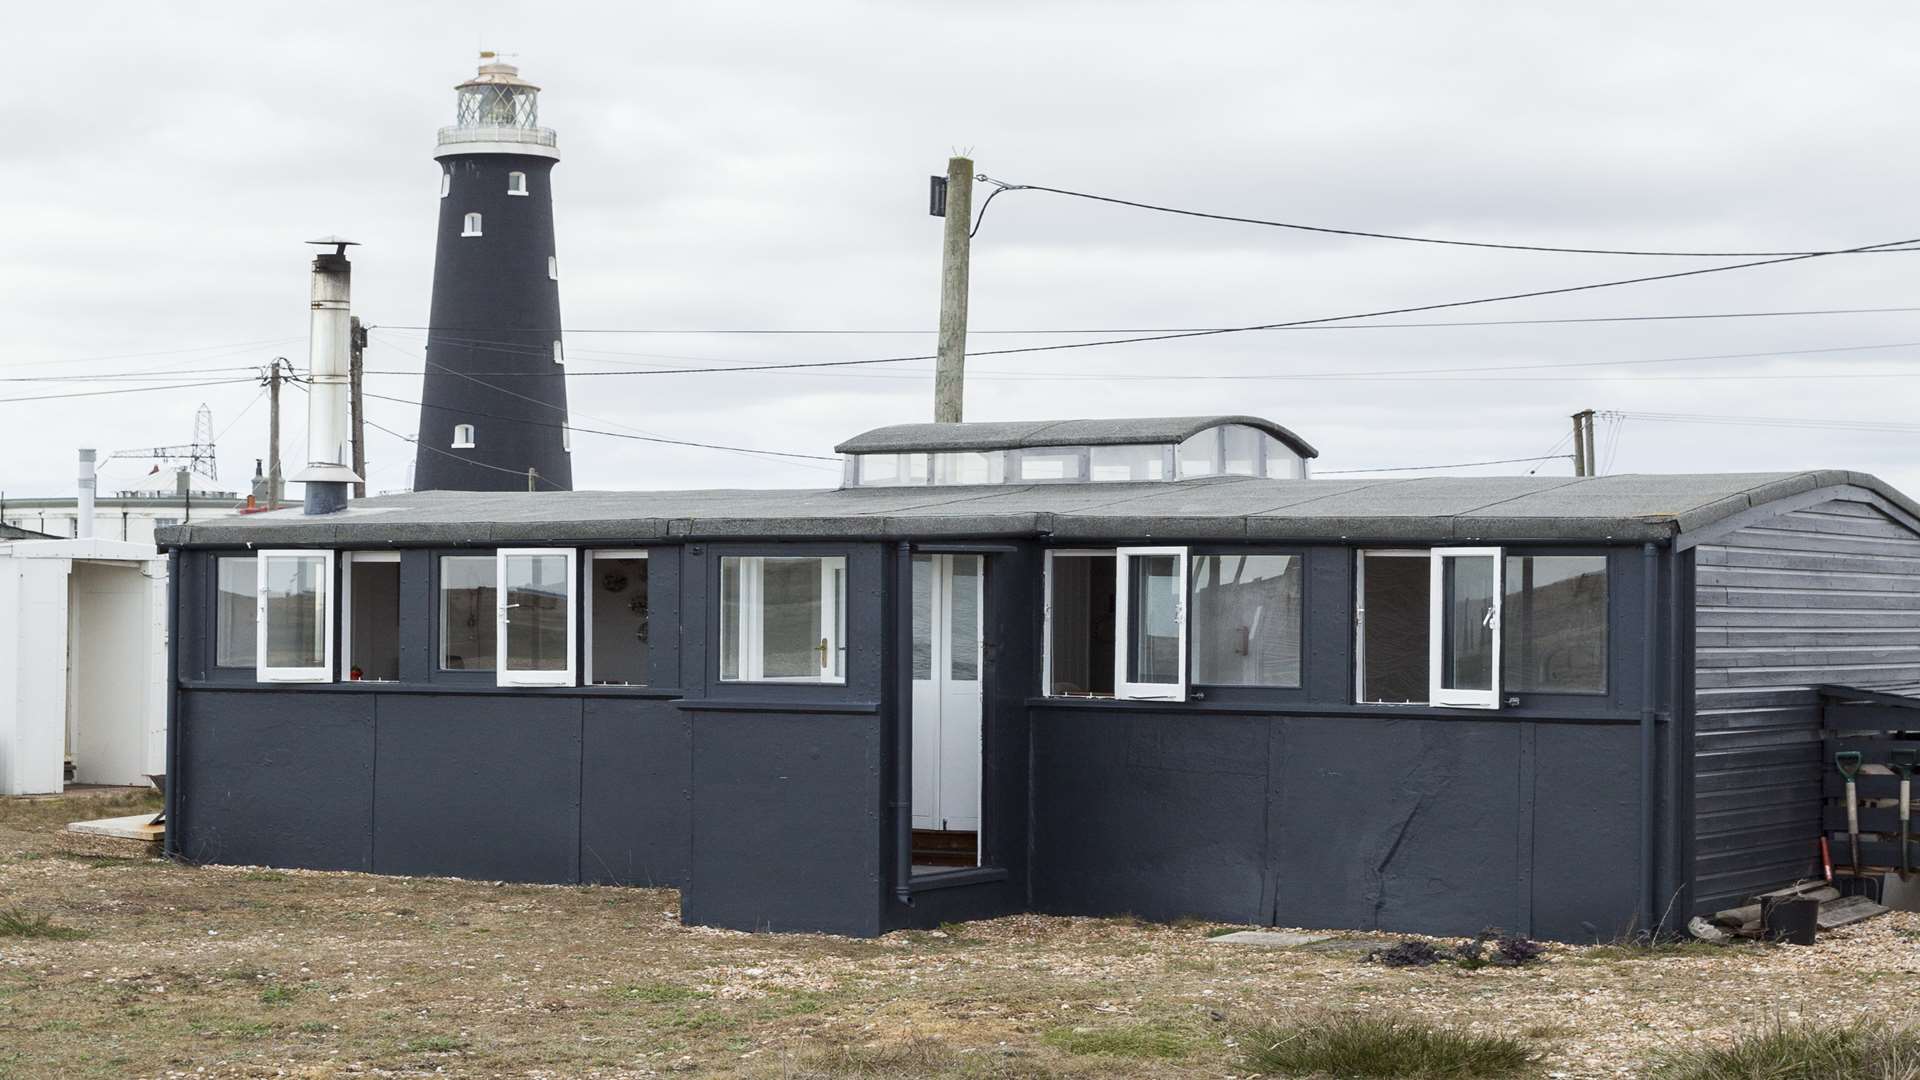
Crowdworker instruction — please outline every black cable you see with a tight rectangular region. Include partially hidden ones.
[975,177,1920,258]
[293,381,568,489]
[368,305,1920,336]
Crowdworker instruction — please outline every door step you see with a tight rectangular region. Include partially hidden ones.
[912,829,977,868]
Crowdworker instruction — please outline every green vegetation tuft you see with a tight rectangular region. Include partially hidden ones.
[608,981,710,1004]
[1650,1020,1920,1080]
[1240,1014,1538,1078]
[259,984,300,1005]
[404,1034,467,1053]
[0,909,89,940]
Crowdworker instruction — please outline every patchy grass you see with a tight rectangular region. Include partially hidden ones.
[4,787,1920,1078]
[0,908,89,940]
[1650,1020,1920,1079]
[1583,938,1740,961]
[1239,1014,1539,1078]
[1041,1022,1195,1059]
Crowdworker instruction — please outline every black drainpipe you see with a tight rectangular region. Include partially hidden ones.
[1639,542,1660,937]
[892,540,914,906]
[163,549,182,860]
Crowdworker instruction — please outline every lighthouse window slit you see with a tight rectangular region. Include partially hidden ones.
[548,255,558,280]
[462,212,483,237]
[553,340,564,365]
[439,171,450,198]
[452,424,475,449]
[507,171,528,195]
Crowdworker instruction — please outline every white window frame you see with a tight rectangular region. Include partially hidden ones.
[452,423,475,449]
[1429,547,1504,709]
[340,551,401,683]
[1041,548,1190,701]
[552,339,564,365]
[720,555,847,684]
[507,170,528,196]
[255,549,334,683]
[495,548,578,688]
[439,170,450,198]
[548,255,558,280]
[462,212,483,237]
[586,550,650,686]
[1115,546,1189,701]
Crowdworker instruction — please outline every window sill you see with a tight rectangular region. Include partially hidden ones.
[676,698,881,715]
[460,232,482,238]
[507,191,529,197]
[910,866,1008,893]
[179,679,687,699]
[1025,696,1636,723]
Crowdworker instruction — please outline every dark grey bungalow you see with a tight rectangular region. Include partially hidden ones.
[156,415,1920,939]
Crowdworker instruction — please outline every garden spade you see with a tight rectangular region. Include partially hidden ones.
[1893,748,1918,879]
[1836,751,1864,875]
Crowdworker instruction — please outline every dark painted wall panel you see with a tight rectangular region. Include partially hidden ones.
[683,711,883,936]
[175,691,375,871]
[371,695,583,882]
[1692,497,1920,912]
[581,698,690,887]
[1530,723,1640,941]
[1274,717,1524,936]
[1030,710,1269,923]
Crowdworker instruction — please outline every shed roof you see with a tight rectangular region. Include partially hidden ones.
[834,415,1319,458]
[157,469,1916,548]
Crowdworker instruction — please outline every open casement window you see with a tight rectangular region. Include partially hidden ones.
[255,550,333,682]
[1044,548,1189,701]
[341,552,401,682]
[495,549,577,687]
[1357,548,1505,709]
[1430,548,1502,709]
[1117,547,1188,700]
[719,556,848,684]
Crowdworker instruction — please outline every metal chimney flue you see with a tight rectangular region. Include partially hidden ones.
[76,448,95,539]
[295,238,364,514]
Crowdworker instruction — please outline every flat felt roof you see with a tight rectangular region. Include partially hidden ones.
[834,415,1319,458]
[158,469,1915,547]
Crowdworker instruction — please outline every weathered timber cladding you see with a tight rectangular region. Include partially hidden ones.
[1693,497,1920,910]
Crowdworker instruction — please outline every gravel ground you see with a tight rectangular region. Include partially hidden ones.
[2,789,1916,1078]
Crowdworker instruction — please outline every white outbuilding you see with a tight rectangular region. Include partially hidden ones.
[0,537,168,795]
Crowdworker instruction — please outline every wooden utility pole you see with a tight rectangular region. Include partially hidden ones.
[350,316,368,499]
[932,156,974,423]
[267,358,284,509]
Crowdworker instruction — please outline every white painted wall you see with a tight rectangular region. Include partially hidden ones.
[0,540,167,795]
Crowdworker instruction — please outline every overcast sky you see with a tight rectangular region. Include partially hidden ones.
[8,2,1920,502]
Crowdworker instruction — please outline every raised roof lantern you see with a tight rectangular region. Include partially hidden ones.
[834,416,1317,488]
[435,53,558,160]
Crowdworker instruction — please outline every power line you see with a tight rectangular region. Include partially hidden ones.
[0,337,302,372]
[360,389,839,465]
[295,381,568,489]
[362,335,1920,384]
[366,236,1920,378]
[1605,410,1920,435]
[1318,453,1577,475]
[972,176,1920,258]
[368,305,1920,337]
[0,377,259,405]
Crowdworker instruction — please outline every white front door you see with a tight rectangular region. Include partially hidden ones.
[910,554,984,838]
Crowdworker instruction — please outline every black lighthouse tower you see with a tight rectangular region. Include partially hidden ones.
[415,55,572,491]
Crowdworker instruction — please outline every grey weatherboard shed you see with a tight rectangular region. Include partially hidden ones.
[156,419,1920,940]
